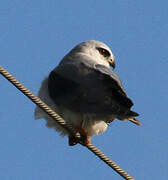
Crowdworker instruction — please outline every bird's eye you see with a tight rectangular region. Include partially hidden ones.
[97,48,110,58]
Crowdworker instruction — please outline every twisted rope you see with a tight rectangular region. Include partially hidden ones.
[0,66,135,180]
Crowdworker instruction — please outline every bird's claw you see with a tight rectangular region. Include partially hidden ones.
[68,127,91,146]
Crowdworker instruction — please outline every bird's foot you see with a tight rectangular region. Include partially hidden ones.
[68,127,91,146]
[68,135,78,146]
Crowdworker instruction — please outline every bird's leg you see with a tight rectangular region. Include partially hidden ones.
[68,126,91,146]
[76,126,91,146]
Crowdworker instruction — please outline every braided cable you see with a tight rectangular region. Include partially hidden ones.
[86,144,135,180]
[0,66,135,180]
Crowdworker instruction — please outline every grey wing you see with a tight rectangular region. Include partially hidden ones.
[48,61,138,116]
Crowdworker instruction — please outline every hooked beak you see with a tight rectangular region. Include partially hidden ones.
[108,58,116,69]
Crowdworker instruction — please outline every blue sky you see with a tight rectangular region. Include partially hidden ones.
[0,1,168,179]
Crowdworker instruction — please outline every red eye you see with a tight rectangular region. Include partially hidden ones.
[97,48,110,58]
[99,49,105,55]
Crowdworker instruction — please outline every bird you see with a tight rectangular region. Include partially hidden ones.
[34,40,140,146]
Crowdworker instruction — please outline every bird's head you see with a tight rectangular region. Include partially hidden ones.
[70,40,116,69]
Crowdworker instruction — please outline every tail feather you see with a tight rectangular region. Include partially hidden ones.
[125,110,141,126]
[129,117,141,126]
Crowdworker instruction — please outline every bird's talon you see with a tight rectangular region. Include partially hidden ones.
[68,135,78,146]
[68,126,91,146]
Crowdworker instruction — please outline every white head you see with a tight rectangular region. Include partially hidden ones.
[62,40,115,69]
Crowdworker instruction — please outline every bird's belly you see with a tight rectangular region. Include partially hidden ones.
[35,103,113,137]
[58,107,111,137]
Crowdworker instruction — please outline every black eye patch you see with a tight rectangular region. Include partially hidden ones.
[97,47,111,58]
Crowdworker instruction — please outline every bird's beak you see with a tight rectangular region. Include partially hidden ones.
[108,58,116,69]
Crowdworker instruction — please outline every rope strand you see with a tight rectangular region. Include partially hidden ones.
[0,66,135,180]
